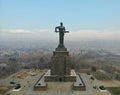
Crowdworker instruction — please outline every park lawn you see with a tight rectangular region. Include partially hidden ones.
[107,87,120,95]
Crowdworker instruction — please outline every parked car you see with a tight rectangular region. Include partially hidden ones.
[10,81,16,84]
[87,73,91,75]
[30,72,37,76]
[98,85,107,92]
[90,76,95,80]
[12,84,21,91]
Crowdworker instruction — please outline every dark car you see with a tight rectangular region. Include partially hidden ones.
[87,73,91,75]
[13,84,21,91]
[10,81,16,84]
[90,76,94,80]
[98,85,107,92]
[99,85,106,90]
[14,84,21,89]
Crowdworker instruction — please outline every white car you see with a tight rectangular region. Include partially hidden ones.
[98,85,107,92]
[12,84,21,91]
[30,72,37,76]
[12,87,21,91]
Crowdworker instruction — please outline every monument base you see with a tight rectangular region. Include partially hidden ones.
[44,70,76,82]
[33,71,86,91]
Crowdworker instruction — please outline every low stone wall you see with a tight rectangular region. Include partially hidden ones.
[45,75,76,82]
[65,76,76,82]
[44,76,57,82]
[44,70,77,82]
[33,73,47,91]
[34,85,47,91]
[73,85,86,91]
[73,74,86,91]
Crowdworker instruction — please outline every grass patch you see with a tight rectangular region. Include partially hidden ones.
[93,71,111,80]
[107,87,120,95]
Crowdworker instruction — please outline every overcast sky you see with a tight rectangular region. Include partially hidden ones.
[0,0,120,42]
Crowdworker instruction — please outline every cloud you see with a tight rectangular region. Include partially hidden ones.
[66,29,120,41]
[35,29,53,32]
[0,29,31,34]
[0,29,120,41]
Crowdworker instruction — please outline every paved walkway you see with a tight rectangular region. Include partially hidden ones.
[1,70,119,95]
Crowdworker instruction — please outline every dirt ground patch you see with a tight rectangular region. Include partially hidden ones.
[0,86,13,95]
[12,69,47,79]
[12,70,31,79]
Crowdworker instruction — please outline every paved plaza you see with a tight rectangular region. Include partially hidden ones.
[0,70,117,95]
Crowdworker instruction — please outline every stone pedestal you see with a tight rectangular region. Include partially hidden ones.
[45,47,75,82]
[34,46,86,91]
[51,47,71,76]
